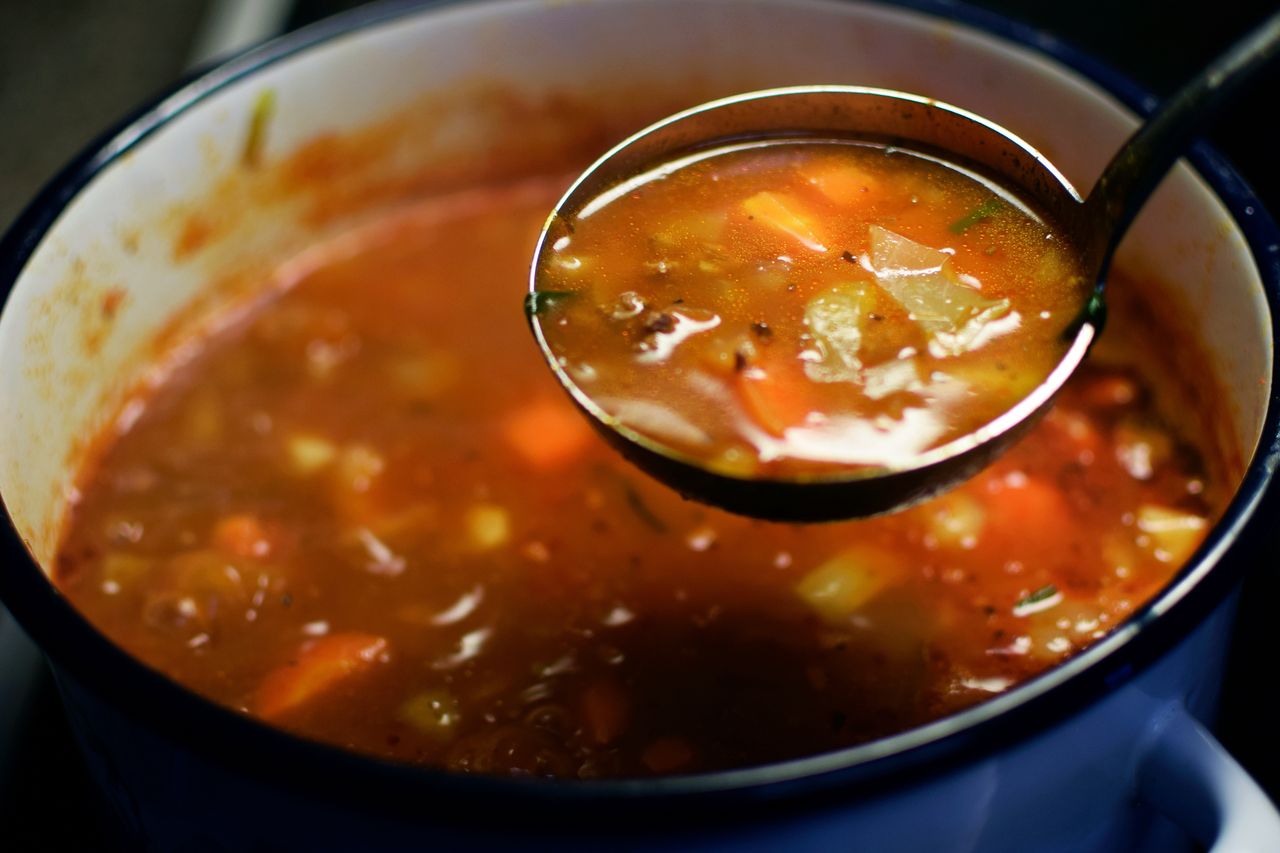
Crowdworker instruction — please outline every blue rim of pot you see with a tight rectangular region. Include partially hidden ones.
[0,0,1278,832]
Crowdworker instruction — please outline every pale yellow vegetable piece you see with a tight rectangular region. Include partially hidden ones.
[1114,420,1173,481]
[652,210,728,250]
[742,191,826,252]
[795,545,903,623]
[399,688,461,739]
[802,285,871,383]
[286,433,337,474]
[465,503,510,551]
[925,492,986,549]
[1136,505,1207,564]
[100,552,152,586]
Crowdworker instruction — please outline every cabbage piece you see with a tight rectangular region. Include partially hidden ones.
[795,545,904,623]
[801,284,871,383]
[861,358,923,400]
[868,225,1014,357]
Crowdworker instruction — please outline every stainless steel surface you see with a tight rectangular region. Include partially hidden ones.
[529,86,1098,521]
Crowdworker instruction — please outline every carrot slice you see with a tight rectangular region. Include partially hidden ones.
[254,632,388,720]
[737,357,820,438]
[741,191,826,252]
[983,474,1073,547]
[503,398,595,470]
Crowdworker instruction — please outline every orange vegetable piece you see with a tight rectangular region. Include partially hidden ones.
[503,398,595,470]
[1081,373,1138,407]
[212,513,272,559]
[581,679,630,744]
[254,632,388,720]
[741,191,826,252]
[983,474,1074,548]
[737,357,821,438]
[804,161,881,206]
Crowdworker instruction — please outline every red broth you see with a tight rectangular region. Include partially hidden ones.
[533,140,1090,476]
[55,174,1213,778]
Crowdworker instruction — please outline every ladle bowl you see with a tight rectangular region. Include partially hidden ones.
[527,86,1099,521]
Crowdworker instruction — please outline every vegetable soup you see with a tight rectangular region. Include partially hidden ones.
[532,140,1091,476]
[55,169,1214,779]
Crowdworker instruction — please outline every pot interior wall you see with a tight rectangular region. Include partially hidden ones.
[0,0,1270,570]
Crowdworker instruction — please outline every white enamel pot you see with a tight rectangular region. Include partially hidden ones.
[1,1,1279,850]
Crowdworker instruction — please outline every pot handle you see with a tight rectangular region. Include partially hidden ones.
[1135,702,1280,852]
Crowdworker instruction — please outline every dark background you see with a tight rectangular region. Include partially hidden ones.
[1,0,1277,848]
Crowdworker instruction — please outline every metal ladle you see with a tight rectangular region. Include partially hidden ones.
[527,11,1280,522]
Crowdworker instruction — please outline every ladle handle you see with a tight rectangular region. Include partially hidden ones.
[1081,9,1280,275]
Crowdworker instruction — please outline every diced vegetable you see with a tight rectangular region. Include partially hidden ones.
[742,191,826,252]
[286,433,337,474]
[100,552,152,587]
[142,549,248,634]
[1102,533,1141,578]
[1136,505,1207,564]
[254,632,388,720]
[983,474,1074,546]
[212,513,272,559]
[242,89,275,168]
[1044,408,1103,454]
[1013,584,1061,617]
[737,357,821,438]
[868,225,1012,356]
[581,679,629,744]
[399,688,461,739]
[651,210,727,250]
[1114,419,1173,481]
[861,358,923,401]
[948,199,1004,234]
[804,161,881,206]
[940,360,1045,409]
[697,331,756,376]
[465,503,510,550]
[1082,373,1138,407]
[802,285,871,383]
[923,492,985,549]
[503,398,595,470]
[795,545,903,623]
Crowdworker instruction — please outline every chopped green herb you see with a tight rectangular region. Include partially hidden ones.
[242,89,276,169]
[1013,584,1061,616]
[524,290,577,317]
[949,199,1004,234]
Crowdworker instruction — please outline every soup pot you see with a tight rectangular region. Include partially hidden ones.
[2,1,1279,850]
